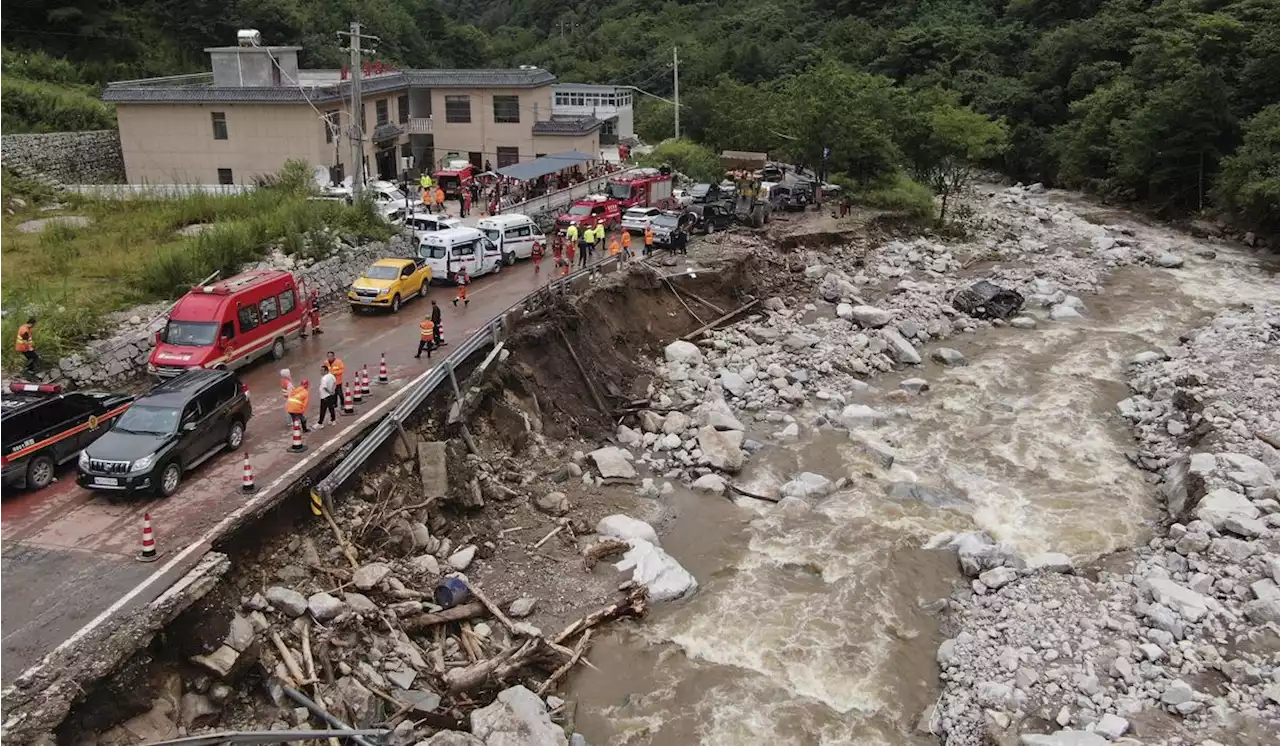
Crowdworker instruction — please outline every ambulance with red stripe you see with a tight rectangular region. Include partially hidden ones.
[2,382,134,491]
[148,269,305,379]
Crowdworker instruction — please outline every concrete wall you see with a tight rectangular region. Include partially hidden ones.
[533,132,603,161]
[432,86,553,167]
[0,130,125,184]
[116,103,332,184]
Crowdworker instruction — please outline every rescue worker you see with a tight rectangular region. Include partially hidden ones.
[462,188,472,218]
[325,351,345,388]
[434,186,446,215]
[301,289,322,336]
[453,267,470,306]
[564,238,576,275]
[581,221,595,267]
[595,220,606,253]
[286,379,311,434]
[565,223,579,258]
[430,300,445,346]
[279,367,293,425]
[419,172,433,207]
[532,239,545,274]
[644,225,655,256]
[416,315,435,359]
[316,364,338,429]
[608,235,621,260]
[15,316,38,375]
[552,234,564,270]
[621,228,632,258]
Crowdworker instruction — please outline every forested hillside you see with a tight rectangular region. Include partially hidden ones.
[3,0,1277,231]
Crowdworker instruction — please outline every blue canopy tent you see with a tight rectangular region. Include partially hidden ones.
[495,151,595,182]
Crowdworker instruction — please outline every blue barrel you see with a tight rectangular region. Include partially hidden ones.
[434,577,470,609]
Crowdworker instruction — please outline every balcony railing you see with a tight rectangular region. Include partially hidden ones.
[407,117,433,135]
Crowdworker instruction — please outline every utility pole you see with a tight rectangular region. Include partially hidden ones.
[673,46,680,140]
[338,21,379,201]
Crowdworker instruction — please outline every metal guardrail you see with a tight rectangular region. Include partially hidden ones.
[312,251,635,503]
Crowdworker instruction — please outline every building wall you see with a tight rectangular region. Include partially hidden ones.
[532,132,603,162]
[551,85,634,139]
[431,86,553,168]
[116,103,331,184]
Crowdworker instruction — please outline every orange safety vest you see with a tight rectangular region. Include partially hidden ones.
[286,386,309,414]
[15,324,33,352]
[420,320,435,340]
[328,358,345,384]
[421,189,431,204]
[644,227,654,245]
[609,239,620,256]
[621,231,631,248]
[434,188,445,204]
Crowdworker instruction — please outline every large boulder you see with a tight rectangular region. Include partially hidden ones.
[849,305,894,328]
[1021,731,1109,746]
[1194,487,1260,530]
[886,482,969,511]
[950,281,1025,320]
[470,685,568,746]
[595,514,659,545]
[1146,577,1221,622]
[664,340,704,366]
[615,539,698,602]
[780,472,834,499]
[588,446,637,479]
[947,532,1017,577]
[698,425,745,472]
[881,329,922,365]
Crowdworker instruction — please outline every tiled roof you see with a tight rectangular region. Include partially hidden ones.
[102,68,557,104]
[532,116,604,136]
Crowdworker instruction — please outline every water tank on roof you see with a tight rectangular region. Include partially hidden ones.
[237,29,262,47]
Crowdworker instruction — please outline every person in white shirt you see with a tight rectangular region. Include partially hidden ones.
[316,364,338,429]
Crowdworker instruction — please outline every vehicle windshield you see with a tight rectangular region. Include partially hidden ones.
[419,242,447,259]
[480,228,501,243]
[652,215,679,228]
[624,209,650,218]
[439,175,460,188]
[568,204,592,216]
[690,184,710,195]
[364,265,402,280]
[114,404,179,435]
[379,187,408,204]
[162,320,218,347]
[608,183,632,200]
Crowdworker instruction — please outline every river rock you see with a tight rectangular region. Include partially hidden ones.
[661,411,691,434]
[353,562,391,590]
[705,409,744,431]
[1161,679,1196,707]
[781,472,834,499]
[420,732,483,746]
[979,566,1018,590]
[1021,732,1109,746]
[838,404,887,428]
[850,431,895,468]
[930,347,967,366]
[1154,251,1185,268]
[664,341,703,365]
[698,426,745,472]
[535,491,570,516]
[343,592,379,615]
[836,303,855,320]
[691,473,727,495]
[615,539,697,602]
[448,545,477,571]
[882,328,922,365]
[1094,713,1129,740]
[1049,303,1083,320]
[1147,576,1219,622]
[508,598,537,618]
[596,514,659,545]
[589,446,637,479]
[409,554,440,575]
[265,586,308,618]
[950,280,1024,320]
[471,685,568,746]
[900,377,930,394]
[1194,487,1260,529]
[617,425,642,447]
[720,371,748,397]
[1221,452,1275,488]
[948,532,1017,577]
[850,305,894,328]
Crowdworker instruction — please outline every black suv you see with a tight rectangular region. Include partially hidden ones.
[78,369,252,497]
[2,383,135,492]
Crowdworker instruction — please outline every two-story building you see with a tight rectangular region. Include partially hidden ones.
[101,39,604,185]
[551,84,635,144]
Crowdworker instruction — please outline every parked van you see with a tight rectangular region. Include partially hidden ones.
[148,270,304,378]
[476,214,545,264]
[416,227,506,284]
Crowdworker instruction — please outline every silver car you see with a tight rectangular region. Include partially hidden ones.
[621,206,662,234]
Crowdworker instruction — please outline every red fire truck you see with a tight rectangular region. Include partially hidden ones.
[605,168,675,208]
[555,194,623,231]
[434,160,477,199]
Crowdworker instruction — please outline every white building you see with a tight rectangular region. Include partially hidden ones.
[551,84,634,143]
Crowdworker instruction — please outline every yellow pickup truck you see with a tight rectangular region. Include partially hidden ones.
[347,257,432,313]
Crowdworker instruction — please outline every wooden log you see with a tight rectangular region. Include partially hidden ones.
[552,584,649,645]
[678,288,726,316]
[320,504,360,570]
[663,277,705,326]
[402,601,487,632]
[462,579,519,636]
[558,329,609,414]
[444,638,541,693]
[680,298,760,341]
[582,538,630,570]
[536,629,593,696]
[300,621,317,684]
[532,525,565,550]
[727,482,783,503]
[271,631,308,687]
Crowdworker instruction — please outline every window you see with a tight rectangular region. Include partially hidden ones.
[445,95,471,124]
[258,297,279,323]
[324,111,339,144]
[493,95,520,123]
[278,289,296,316]
[217,169,233,185]
[237,305,260,334]
[197,379,237,414]
[376,99,389,126]
[181,400,204,427]
[398,94,409,124]
[220,321,234,340]
[554,93,567,106]
[505,225,531,240]
[401,264,415,278]
[211,112,228,140]
[496,147,520,168]
[451,240,477,258]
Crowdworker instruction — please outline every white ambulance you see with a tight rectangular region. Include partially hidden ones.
[416,227,506,284]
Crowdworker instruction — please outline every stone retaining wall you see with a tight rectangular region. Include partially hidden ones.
[1,130,125,184]
[52,236,408,389]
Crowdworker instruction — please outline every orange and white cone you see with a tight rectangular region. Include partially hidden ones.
[378,353,389,384]
[241,452,257,494]
[361,365,372,396]
[289,418,306,452]
[136,513,158,562]
[352,376,364,404]
[342,381,355,414]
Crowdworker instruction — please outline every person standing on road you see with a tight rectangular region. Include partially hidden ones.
[457,190,467,218]
[453,267,470,307]
[430,300,445,347]
[608,235,621,262]
[279,367,293,425]
[419,172,433,208]
[462,188,473,218]
[564,236,576,274]
[581,222,595,267]
[621,229,632,258]
[644,225,654,256]
[286,379,311,434]
[305,289,323,336]
[325,351,345,389]
[434,186,446,215]
[416,315,435,359]
[532,239,545,274]
[316,364,338,429]
[15,317,38,375]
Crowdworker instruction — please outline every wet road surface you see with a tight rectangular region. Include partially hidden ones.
[0,247,612,683]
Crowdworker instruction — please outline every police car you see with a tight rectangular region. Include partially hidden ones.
[1,382,134,491]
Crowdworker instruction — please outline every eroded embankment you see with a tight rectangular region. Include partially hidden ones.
[53,251,771,745]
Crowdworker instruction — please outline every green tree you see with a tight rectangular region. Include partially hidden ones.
[1213,104,1280,233]
[637,139,722,183]
[905,102,1009,224]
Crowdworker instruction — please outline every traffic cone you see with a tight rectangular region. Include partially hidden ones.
[342,381,355,414]
[378,353,389,384]
[352,376,364,404]
[136,513,158,563]
[361,365,372,397]
[241,452,257,494]
[289,418,307,452]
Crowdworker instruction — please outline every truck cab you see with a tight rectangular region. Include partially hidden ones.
[555,195,621,232]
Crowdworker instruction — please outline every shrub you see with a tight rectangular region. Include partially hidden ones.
[844,171,936,221]
[0,76,115,133]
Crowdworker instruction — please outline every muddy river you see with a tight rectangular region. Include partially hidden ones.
[567,200,1277,745]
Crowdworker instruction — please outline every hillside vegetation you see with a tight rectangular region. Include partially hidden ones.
[3,0,1277,231]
